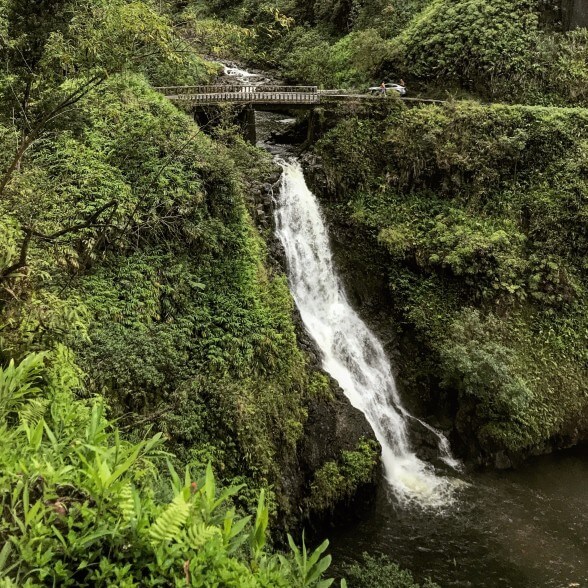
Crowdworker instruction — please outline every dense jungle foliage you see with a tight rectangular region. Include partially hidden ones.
[192,0,588,462]
[0,351,342,586]
[0,0,384,584]
[313,100,588,462]
[343,554,439,588]
[190,0,588,104]
[2,0,588,585]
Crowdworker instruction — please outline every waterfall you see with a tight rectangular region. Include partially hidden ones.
[275,159,458,507]
[223,65,258,80]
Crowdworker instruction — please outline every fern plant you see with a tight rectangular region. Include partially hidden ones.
[0,351,343,587]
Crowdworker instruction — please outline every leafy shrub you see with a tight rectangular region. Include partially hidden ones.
[439,310,538,450]
[353,0,432,37]
[344,553,439,588]
[0,351,339,587]
[278,27,389,87]
[379,209,527,299]
[534,28,588,105]
[391,0,540,95]
[308,439,379,511]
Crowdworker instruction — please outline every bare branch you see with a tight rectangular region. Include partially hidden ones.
[0,200,118,282]
[31,200,118,242]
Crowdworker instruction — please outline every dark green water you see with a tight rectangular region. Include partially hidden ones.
[328,445,588,587]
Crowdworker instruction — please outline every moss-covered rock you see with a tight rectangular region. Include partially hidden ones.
[307,439,380,512]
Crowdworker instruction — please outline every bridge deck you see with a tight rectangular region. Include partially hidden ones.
[156,85,320,105]
[155,85,446,107]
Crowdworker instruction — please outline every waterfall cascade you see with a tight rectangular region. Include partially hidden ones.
[275,159,458,507]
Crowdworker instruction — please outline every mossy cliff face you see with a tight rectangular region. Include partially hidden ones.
[0,73,378,527]
[305,100,588,467]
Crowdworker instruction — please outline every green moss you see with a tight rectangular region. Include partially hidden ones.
[308,371,333,400]
[308,439,379,512]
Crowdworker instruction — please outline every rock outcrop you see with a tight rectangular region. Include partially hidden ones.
[563,0,588,29]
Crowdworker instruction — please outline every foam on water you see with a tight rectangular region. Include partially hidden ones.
[223,65,258,78]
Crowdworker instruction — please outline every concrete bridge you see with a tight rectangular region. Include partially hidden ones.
[156,85,321,109]
[156,85,445,107]
[155,85,445,143]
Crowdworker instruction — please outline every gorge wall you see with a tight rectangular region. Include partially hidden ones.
[302,98,588,468]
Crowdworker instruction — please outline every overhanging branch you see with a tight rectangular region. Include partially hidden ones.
[0,200,118,281]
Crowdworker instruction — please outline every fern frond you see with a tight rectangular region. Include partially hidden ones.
[186,522,221,550]
[19,398,50,428]
[149,494,191,544]
[119,482,135,524]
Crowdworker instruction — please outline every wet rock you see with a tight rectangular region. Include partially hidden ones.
[301,380,377,473]
[267,119,308,146]
[494,451,513,470]
[409,421,445,462]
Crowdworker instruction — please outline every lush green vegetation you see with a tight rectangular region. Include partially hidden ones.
[3,0,588,584]
[389,0,588,103]
[307,439,379,512]
[0,351,341,586]
[0,0,383,584]
[188,0,588,462]
[192,0,588,105]
[314,100,588,460]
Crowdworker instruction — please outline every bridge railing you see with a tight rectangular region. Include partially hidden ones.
[154,85,320,104]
